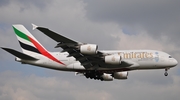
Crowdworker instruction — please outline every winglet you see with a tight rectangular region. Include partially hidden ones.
[32,23,38,30]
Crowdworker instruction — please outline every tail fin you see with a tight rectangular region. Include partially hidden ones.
[13,24,65,65]
[13,24,48,56]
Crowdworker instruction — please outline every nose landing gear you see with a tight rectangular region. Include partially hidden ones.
[164,68,169,76]
[164,71,168,76]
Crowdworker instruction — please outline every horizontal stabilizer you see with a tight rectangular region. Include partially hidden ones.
[1,47,38,60]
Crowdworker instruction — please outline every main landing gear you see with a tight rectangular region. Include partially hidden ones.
[84,70,103,81]
[164,68,169,76]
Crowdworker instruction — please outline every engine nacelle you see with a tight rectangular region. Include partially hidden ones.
[113,71,128,79]
[80,44,98,54]
[101,73,113,81]
[105,55,122,64]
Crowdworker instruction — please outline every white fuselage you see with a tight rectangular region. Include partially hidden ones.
[3,24,177,81]
[16,50,178,72]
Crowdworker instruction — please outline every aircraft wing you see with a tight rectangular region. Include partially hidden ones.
[33,24,133,69]
[32,24,78,44]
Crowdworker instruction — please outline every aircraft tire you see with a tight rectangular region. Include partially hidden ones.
[164,72,168,76]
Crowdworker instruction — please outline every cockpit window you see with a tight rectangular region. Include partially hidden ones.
[169,56,172,58]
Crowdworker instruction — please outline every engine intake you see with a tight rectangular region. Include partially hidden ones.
[105,55,122,64]
[113,71,128,79]
[101,73,113,81]
[80,44,98,54]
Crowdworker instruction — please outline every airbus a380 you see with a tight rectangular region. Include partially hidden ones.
[1,24,178,81]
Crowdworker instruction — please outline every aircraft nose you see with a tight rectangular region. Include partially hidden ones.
[173,58,178,66]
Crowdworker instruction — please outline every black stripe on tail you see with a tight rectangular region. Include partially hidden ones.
[18,41,41,54]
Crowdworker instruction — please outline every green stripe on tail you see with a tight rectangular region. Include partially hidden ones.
[13,26,30,42]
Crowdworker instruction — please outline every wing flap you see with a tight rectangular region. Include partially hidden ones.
[1,47,38,60]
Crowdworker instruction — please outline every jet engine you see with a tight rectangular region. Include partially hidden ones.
[113,71,128,79]
[80,44,98,54]
[101,73,113,81]
[105,55,122,64]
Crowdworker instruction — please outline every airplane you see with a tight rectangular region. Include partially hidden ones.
[1,24,178,81]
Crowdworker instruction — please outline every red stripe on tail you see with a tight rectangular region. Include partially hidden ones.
[28,36,65,65]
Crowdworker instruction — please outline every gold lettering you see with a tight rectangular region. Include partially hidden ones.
[130,52,133,58]
[140,52,145,58]
[144,52,153,58]
[145,52,148,58]
[112,56,115,61]
[124,53,131,59]
[137,52,141,58]
[149,53,153,58]
[118,52,153,59]
[133,52,137,58]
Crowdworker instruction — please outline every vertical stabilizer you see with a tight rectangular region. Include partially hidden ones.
[13,24,48,56]
[12,24,65,65]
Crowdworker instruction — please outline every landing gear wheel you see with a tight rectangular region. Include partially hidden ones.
[164,68,169,76]
[164,72,168,76]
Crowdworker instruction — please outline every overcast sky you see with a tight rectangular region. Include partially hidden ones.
[0,0,180,100]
